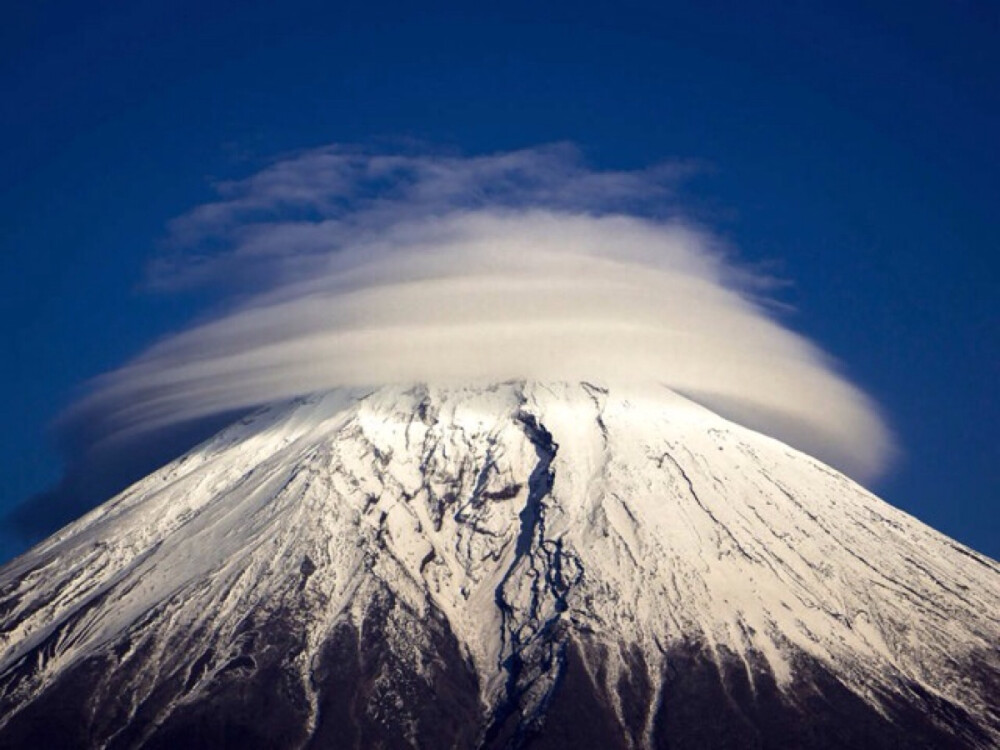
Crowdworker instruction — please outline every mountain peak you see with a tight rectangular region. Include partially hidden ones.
[1,382,997,748]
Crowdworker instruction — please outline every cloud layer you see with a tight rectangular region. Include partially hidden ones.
[70,144,893,482]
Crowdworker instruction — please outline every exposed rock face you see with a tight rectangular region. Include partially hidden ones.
[0,382,997,748]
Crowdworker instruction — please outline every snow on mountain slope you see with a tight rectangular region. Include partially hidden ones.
[0,382,997,749]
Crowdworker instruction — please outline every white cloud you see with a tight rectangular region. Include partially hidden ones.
[69,144,894,483]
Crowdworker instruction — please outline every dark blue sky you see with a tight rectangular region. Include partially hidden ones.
[1,0,996,560]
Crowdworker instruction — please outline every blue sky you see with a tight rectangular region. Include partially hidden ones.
[1,0,996,560]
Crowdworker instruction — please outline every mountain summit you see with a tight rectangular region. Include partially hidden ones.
[0,382,997,748]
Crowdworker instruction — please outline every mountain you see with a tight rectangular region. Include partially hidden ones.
[0,382,997,749]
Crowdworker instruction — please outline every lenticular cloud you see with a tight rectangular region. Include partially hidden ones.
[70,144,894,482]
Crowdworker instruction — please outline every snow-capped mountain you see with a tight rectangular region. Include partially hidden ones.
[0,382,997,748]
